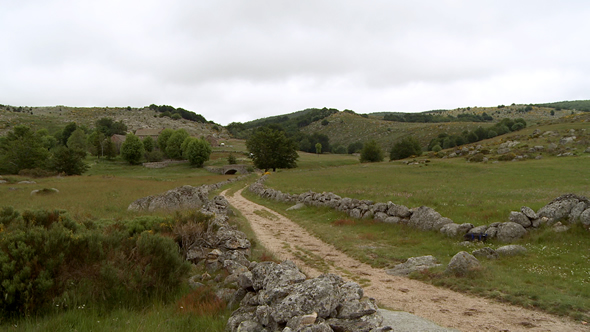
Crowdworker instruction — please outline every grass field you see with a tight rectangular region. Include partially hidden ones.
[2,125,590,328]
[242,148,590,321]
[0,159,242,331]
[263,155,590,226]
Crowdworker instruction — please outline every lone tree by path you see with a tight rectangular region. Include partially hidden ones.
[246,126,298,171]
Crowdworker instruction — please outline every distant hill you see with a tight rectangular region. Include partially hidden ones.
[227,101,586,153]
[534,100,590,112]
[0,104,228,139]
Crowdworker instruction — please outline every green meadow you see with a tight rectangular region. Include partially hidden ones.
[2,135,590,329]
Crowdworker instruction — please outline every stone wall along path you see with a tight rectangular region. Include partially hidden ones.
[222,188,586,332]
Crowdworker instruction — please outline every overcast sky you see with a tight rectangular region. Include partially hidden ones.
[1,1,589,125]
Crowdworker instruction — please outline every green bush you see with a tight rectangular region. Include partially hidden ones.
[228,153,237,165]
[468,153,485,162]
[121,133,145,165]
[498,152,516,161]
[18,168,57,178]
[0,208,190,316]
[145,149,164,162]
[390,137,422,160]
[360,140,384,163]
[431,145,442,153]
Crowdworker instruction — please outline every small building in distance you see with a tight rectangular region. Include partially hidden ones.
[135,128,163,141]
[110,134,127,153]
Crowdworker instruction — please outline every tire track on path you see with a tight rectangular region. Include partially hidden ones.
[222,188,587,332]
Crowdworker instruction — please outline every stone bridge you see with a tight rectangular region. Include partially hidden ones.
[206,164,250,175]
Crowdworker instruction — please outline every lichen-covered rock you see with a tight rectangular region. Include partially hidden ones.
[127,185,208,211]
[467,225,488,235]
[485,226,498,239]
[373,212,389,222]
[337,297,378,320]
[385,256,441,276]
[445,251,481,276]
[440,223,459,237]
[509,211,531,228]
[252,260,307,292]
[386,202,411,218]
[217,226,251,251]
[472,247,498,260]
[408,206,442,231]
[521,206,538,220]
[569,201,588,224]
[580,208,590,226]
[496,222,527,243]
[496,245,527,256]
[537,194,588,221]
[433,217,454,231]
[271,274,343,323]
[383,216,400,224]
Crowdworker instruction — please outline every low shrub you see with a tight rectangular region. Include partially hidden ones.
[18,168,57,178]
[467,153,485,162]
[332,219,355,226]
[0,208,191,316]
[498,152,516,161]
[145,149,164,162]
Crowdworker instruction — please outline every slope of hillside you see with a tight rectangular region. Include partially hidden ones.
[301,112,491,151]
[302,105,585,151]
[0,105,229,138]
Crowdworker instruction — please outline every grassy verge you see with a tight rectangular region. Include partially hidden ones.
[262,156,590,225]
[0,158,238,220]
[242,189,590,322]
[2,292,230,332]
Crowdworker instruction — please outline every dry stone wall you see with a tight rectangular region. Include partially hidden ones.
[249,176,590,243]
[128,176,391,332]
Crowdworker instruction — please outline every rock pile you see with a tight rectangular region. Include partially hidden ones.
[131,177,389,331]
[250,176,590,243]
[127,175,248,212]
[226,260,391,332]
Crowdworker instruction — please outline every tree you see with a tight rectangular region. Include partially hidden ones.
[143,136,155,152]
[121,133,144,165]
[67,128,88,154]
[185,138,212,167]
[95,118,127,136]
[390,137,422,160]
[0,125,49,174]
[360,140,384,163]
[50,146,89,175]
[61,122,77,146]
[228,153,237,164]
[347,141,363,154]
[166,129,189,160]
[157,128,174,156]
[315,143,322,155]
[103,137,117,160]
[246,127,298,171]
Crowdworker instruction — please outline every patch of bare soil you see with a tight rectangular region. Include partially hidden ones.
[222,188,588,332]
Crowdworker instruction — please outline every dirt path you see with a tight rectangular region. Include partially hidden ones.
[222,188,588,332]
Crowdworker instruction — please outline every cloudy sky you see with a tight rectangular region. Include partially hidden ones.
[1,1,589,125]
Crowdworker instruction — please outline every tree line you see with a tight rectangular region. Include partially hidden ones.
[383,112,493,123]
[147,104,209,123]
[0,118,212,176]
[427,118,526,151]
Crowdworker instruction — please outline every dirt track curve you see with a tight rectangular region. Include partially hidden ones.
[222,188,587,332]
